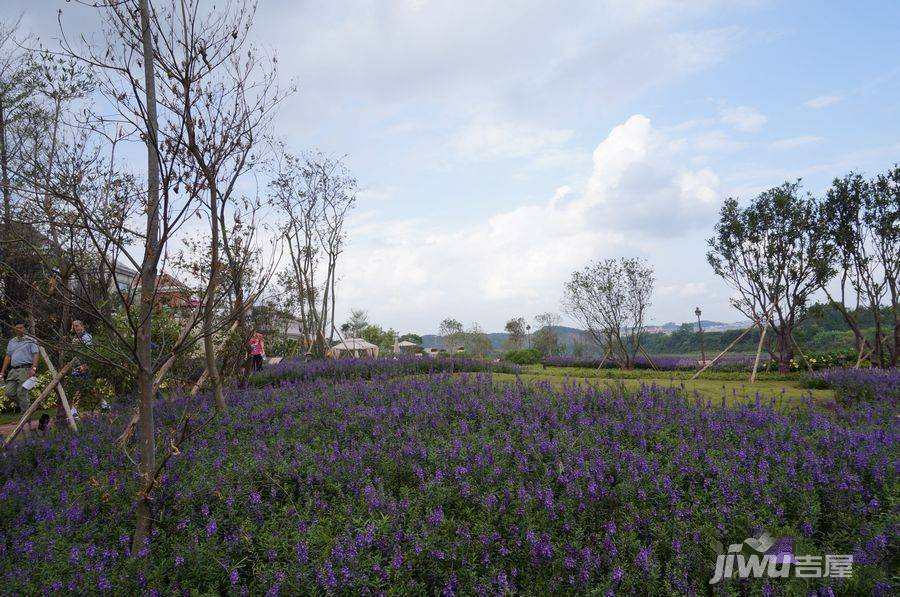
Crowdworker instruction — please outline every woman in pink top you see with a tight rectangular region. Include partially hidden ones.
[249,331,265,371]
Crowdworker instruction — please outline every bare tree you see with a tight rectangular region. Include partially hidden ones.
[46,0,248,552]
[273,150,356,357]
[0,17,40,327]
[144,0,285,407]
[1,0,283,556]
[564,257,654,369]
[134,0,163,554]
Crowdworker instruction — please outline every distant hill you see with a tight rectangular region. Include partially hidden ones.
[422,326,589,351]
[656,320,748,333]
[417,304,869,356]
[421,322,741,352]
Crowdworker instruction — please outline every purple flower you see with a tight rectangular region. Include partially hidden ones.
[427,506,444,527]
[635,546,651,572]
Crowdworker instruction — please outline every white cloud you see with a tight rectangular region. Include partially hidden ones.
[693,130,745,152]
[250,0,740,142]
[339,114,723,330]
[804,95,841,109]
[450,120,574,162]
[659,282,708,298]
[719,105,767,132]
[769,135,823,149]
[357,186,396,204]
[582,115,721,234]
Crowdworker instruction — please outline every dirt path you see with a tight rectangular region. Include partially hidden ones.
[1,411,96,443]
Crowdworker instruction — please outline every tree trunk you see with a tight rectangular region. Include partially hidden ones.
[892,293,899,367]
[202,186,225,411]
[0,96,12,328]
[132,0,161,557]
[871,302,885,367]
[775,327,793,373]
[233,284,252,386]
[0,97,9,226]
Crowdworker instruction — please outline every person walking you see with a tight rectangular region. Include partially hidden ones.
[249,330,265,372]
[1,322,41,415]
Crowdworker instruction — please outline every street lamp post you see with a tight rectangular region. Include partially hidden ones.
[695,307,706,365]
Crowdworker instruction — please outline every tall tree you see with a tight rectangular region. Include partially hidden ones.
[439,317,464,351]
[0,17,39,327]
[273,151,356,357]
[564,257,654,369]
[871,167,900,366]
[707,181,834,372]
[134,0,163,554]
[503,317,526,350]
[463,322,492,358]
[50,0,264,552]
[532,312,562,356]
[344,309,370,338]
[149,0,283,407]
[819,172,898,366]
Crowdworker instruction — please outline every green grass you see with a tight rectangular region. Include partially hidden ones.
[486,365,833,407]
[521,364,798,382]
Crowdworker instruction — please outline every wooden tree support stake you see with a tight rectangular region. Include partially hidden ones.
[596,346,611,370]
[749,318,770,384]
[3,359,76,447]
[40,347,78,432]
[690,323,757,380]
[638,345,658,371]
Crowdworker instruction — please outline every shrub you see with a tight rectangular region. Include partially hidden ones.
[503,349,542,365]
[788,350,860,372]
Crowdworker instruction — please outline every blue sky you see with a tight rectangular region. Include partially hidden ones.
[13,0,900,334]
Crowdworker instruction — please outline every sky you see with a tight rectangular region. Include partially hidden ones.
[10,0,900,334]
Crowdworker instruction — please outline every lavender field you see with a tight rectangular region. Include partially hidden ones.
[1,365,896,594]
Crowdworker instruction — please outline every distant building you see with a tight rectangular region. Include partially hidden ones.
[130,271,198,309]
[113,262,138,293]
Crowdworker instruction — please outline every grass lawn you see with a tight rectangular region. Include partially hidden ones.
[486,364,833,407]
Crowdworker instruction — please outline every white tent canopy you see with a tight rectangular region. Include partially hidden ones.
[397,340,418,347]
[331,338,379,358]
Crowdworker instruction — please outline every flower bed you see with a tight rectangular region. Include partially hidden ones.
[801,367,900,407]
[250,355,520,386]
[1,374,895,594]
